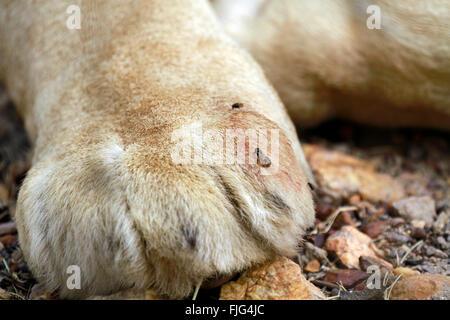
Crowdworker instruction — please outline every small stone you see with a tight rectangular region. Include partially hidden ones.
[359,256,393,272]
[404,256,424,266]
[392,196,436,227]
[303,144,405,203]
[325,226,382,269]
[390,274,450,300]
[393,267,420,277]
[361,221,387,238]
[391,217,406,227]
[323,269,370,289]
[431,248,448,259]
[220,256,325,300]
[304,259,321,273]
[410,227,427,239]
[397,172,430,197]
[410,220,426,229]
[0,184,9,201]
[315,204,335,221]
[0,221,17,236]
[433,210,449,233]
[384,231,411,244]
[304,242,328,261]
[436,236,448,250]
[313,234,326,248]
[332,211,356,229]
[0,234,16,246]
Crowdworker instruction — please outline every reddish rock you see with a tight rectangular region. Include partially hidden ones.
[323,269,370,289]
[361,221,387,238]
[325,226,382,269]
[390,274,450,300]
[313,234,326,248]
[315,204,335,221]
[0,234,16,246]
[433,210,449,233]
[332,211,356,229]
[220,257,325,300]
[410,227,427,239]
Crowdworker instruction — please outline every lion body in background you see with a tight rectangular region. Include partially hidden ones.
[214,0,450,130]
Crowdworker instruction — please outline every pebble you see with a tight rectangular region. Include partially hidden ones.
[385,231,411,244]
[393,267,420,277]
[325,226,386,269]
[391,217,406,227]
[410,227,427,239]
[220,256,325,300]
[304,259,321,273]
[303,144,405,203]
[361,221,387,238]
[433,210,449,233]
[390,274,450,300]
[323,269,370,289]
[392,196,436,227]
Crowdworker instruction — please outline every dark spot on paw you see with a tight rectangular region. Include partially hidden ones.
[266,192,291,214]
[181,223,198,250]
[232,103,243,109]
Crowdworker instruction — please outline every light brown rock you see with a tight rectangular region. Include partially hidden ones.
[393,267,420,278]
[304,259,321,273]
[325,226,392,269]
[303,145,405,203]
[390,274,450,300]
[220,256,325,300]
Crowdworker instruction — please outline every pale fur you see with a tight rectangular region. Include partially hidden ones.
[0,1,315,298]
[214,0,450,129]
